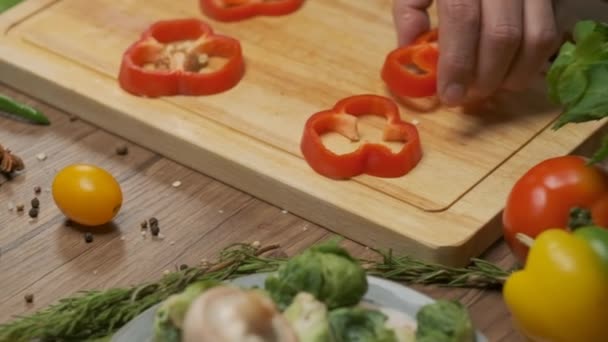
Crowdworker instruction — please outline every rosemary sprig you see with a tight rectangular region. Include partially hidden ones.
[0,243,513,342]
[0,244,283,342]
[362,248,513,289]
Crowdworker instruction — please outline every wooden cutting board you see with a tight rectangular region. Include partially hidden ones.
[1,0,605,266]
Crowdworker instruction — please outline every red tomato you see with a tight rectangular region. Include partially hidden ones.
[502,155,608,263]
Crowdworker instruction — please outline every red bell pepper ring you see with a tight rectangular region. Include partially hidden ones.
[381,29,439,99]
[118,18,245,97]
[300,95,423,179]
[200,0,305,22]
[414,28,438,45]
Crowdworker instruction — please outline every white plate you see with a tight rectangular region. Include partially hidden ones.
[111,273,488,342]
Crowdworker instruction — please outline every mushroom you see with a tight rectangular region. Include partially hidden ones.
[182,286,298,342]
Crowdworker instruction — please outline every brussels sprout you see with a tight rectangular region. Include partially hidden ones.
[328,307,398,342]
[265,241,367,310]
[415,300,475,342]
[283,292,331,342]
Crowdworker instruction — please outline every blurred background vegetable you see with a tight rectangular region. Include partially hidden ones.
[547,20,608,163]
[0,94,50,125]
[328,307,397,342]
[264,241,368,310]
[0,0,23,13]
[154,280,220,342]
[415,300,475,342]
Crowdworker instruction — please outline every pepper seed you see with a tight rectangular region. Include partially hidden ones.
[84,232,94,243]
[31,198,40,209]
[34,186,41,195]
[140,220,148,229]
[28,208,38,218]
[24,293,34,303]
[115,145,129,156]
[16,203,25,212]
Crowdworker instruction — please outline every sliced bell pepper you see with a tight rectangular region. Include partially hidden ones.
[503,229,608,342]
[118,18,245,98]
[300,95,422,179]
[199,0,305,22]
[381,29,439,99]
[413,28,438,45]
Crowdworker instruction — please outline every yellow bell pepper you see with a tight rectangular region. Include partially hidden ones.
[503,229,608,342]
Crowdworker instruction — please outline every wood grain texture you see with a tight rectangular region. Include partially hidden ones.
[0,0,605,266]
[0,83,523,341]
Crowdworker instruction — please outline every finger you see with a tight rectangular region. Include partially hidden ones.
[393,0,434,46]
[437,0,481,106]
[502,0,560,91]
[470,0,523,99]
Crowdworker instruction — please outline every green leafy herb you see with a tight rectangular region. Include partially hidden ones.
[415,300,475,342]
[0,0,23,13]
[264,240,368,310]
[546,20,608,162]
[590,134,608,164]
[328,307,397,342]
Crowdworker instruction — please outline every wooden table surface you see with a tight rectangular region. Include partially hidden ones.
[0,83,522,341]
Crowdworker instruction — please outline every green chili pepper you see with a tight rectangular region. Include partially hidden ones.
[0,0,24,13]
[0,94,50,125]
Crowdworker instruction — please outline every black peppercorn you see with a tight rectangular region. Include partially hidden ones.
[115,145,129,156]
[31,197,40,209]
[28,207,38,218]
[24,293,34,303]
[150,224,160,237]
[84,232,94,243]
[179,264,188,271]
[149,217,158,227]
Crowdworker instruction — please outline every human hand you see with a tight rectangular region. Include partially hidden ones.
[392,0,561,106]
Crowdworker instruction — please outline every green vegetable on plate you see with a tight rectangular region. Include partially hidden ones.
[149,241,476,342]
[264,240,368,310]
[153,280,220,342]
[328,307,398,342]
[284,292,331,342]
[415,300,475,342]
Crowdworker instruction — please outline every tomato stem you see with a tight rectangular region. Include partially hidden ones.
[516,233,535,248]
[568,207,594,230]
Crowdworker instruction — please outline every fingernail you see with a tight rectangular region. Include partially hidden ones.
[441,83,466,106]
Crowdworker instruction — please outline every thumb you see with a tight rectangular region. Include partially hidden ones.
[393,0,434,46]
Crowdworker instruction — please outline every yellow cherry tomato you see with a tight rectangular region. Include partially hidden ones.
[52,164,123,226]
